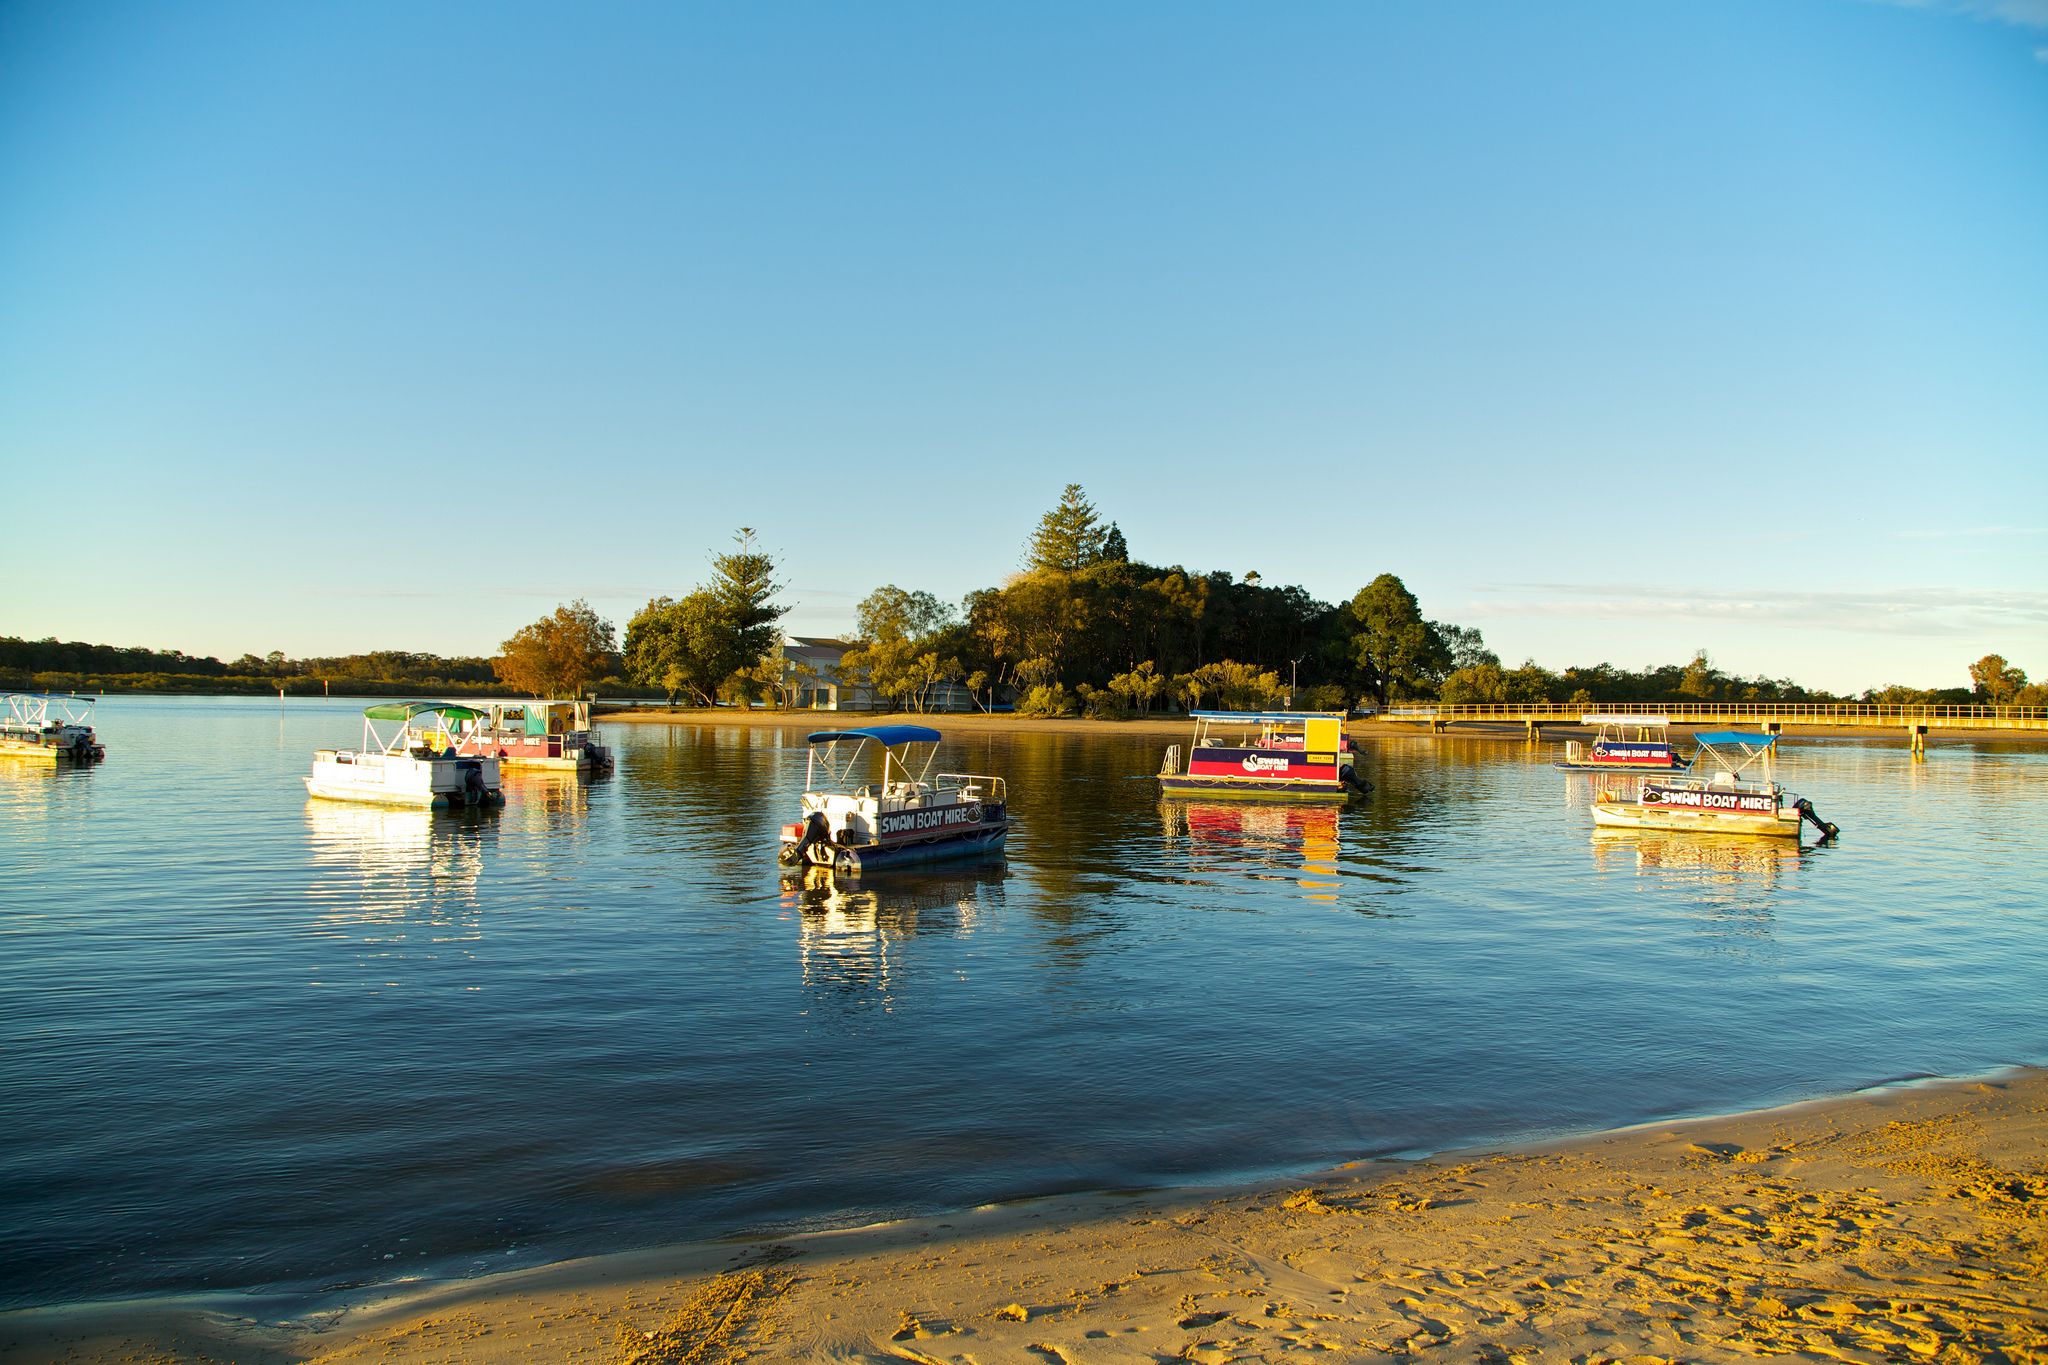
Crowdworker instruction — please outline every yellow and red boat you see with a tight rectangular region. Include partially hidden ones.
[1157,711,1371,801]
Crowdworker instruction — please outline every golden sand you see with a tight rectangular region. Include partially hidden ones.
[7,1070,2042,1363]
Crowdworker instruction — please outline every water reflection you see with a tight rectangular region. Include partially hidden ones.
[302,800,497,944]
[1588,828,1806,889]
[1161,799,1345,902]
[780,865,1002,1015]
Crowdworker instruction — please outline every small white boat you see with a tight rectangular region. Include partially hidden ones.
[306,702,504,809]
[0,693,105,764]
[778,725,1008,876]
[453,699,613,773]
[1590,731,1837,841]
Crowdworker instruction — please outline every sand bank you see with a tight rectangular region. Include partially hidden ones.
[7,1069,2042,1363]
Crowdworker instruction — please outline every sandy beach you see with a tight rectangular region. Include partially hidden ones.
[7,1069,2042,1364]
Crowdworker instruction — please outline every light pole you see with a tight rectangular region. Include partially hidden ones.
[1289,657,1302,708]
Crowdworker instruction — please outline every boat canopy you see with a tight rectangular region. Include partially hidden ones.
[1582,714,1669,727]
[806,725,941,747]
[1690,731,1781,780]
[364,701,485,723]
[1188,710,1347,724]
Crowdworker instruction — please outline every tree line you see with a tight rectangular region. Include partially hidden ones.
[499,485,2041,714]
[13,485,2041,710]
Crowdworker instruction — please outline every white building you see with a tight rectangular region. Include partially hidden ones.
[777,636,977,713]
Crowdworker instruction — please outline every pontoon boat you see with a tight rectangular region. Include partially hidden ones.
[1158,711,1371,800]
[306,702,504,809]
[1590,731,1837,841]
[1,693,104,764]
[1555,714,1687,771]
[778,725,1008,875]
[454,699,613,772]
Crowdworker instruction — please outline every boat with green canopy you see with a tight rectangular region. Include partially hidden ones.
[305,702,504,808]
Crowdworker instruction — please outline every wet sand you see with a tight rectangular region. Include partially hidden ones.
[7,1069,2042,1363]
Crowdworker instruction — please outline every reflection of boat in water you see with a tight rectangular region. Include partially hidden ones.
[1,693,105,764]
[454,699,613,773]
[781,864,999,1004]
[1158,711,1370,800]
[1590,828,1805,886]
[1164,799,1344,901]
[303,799,490,886]
[1556,715,1687,772]
[307,702,505,808]
[779,725,1008,875]
[1591,732,1838,841]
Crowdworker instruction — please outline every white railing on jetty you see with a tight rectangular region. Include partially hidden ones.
[1379,702,2047,731]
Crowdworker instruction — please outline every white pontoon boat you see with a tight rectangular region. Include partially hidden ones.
[306,702,504,809]
[1590,731,1837,841]
[1,693,105,764]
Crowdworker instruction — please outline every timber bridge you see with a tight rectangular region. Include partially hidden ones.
[1377,702,2048,752]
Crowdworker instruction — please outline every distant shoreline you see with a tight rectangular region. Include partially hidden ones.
[594,705,2048,745]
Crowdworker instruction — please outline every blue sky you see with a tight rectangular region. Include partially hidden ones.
[3,0,2043,693]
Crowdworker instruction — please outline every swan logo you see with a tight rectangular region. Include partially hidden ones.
[1241,755,1290,774]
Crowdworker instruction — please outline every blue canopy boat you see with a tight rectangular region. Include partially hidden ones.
[777,725,1009,876]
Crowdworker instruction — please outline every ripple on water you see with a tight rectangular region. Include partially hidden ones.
[1,697,2044,1308]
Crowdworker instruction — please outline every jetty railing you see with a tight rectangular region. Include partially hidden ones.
[1377,701,2047,750]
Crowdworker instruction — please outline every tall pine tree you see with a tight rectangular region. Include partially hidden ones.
[1026,484,1107,571]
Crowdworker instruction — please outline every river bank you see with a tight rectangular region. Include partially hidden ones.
[6,1069,2041,1363]
[596,705,2048,746]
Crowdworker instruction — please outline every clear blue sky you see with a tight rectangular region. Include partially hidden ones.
[3,0,2043,693]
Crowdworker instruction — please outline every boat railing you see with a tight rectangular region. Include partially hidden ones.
[937,772,1006,803]
[1159,744,1182,777]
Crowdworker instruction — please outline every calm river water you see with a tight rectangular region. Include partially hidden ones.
[2,696,2044,1310]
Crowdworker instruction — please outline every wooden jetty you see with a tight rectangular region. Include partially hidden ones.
[1378,703,2048,753]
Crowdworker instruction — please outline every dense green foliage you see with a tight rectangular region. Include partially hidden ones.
[0,636,527,695]
[11,493,2041,710]
[494,600,619,698]
[622,528,791,705]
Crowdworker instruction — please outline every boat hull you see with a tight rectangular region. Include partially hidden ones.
[0,737,102,764]
[1555,759,1686,772]
[0,741,63,765]
[1159,775,1355,801]
[1590,800,1803,839]
[305,752,503,809]
[458,737,612,772]
[803,826,1008,876]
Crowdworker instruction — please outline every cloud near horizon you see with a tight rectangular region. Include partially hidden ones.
[1875,0,2048,28]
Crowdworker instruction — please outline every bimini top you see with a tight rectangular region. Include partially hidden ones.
[1693,731,1777,748]
[1189,710,1347,724]
[364,701,485,723]
[806,724,942,747]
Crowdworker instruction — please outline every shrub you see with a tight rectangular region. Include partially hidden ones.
[1015,683,1076,717]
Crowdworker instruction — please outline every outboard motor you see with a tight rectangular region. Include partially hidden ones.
[1340,764,1374,795]
[461,762,486,807]
[779,811,831,866]
[1792,797,1839,841]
